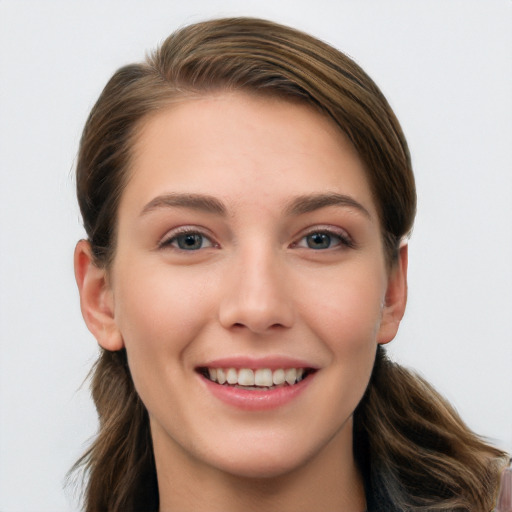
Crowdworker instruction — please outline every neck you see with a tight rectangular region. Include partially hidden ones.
[154,418,366,512]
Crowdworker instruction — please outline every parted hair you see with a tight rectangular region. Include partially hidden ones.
[73,17,506,511]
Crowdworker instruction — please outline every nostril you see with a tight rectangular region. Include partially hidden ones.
[230,321,289,332]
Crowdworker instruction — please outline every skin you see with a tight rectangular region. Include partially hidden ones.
[75,92,408,512]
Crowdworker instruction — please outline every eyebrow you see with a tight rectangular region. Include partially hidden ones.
[284,193,371,219]
[141,193,227,216]
[140,191,371,219]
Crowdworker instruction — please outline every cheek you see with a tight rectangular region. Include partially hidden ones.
[298,262,386,353]
[111,262,221,421]
[112,262,217,382]
[115,260,212,334]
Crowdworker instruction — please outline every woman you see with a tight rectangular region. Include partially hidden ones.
[73,17,506,511]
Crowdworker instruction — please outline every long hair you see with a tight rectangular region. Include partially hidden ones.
[354,347,505,511]
[73,17,506,511]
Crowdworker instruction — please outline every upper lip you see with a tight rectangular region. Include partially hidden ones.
[196,356,319,370]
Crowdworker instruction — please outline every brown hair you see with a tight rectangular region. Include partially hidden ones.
[73,17,506,511]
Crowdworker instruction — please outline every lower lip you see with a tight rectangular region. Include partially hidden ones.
[200,373,314,411]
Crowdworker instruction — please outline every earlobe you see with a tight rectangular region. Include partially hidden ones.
[377,243,408,345]
[74,240,124,351]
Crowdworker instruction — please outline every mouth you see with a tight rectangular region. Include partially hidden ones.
[197,367,317,390]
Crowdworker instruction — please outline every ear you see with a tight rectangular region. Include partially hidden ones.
[74,240,124,351]
[377,243,408,345]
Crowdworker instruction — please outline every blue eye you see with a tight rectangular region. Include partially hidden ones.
[162,232,213,251]
[296,230,352,250]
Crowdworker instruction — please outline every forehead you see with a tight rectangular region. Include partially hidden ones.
[123,91,377,218]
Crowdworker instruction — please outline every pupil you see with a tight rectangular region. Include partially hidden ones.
[308,233,330,249]
[179,234,202,250]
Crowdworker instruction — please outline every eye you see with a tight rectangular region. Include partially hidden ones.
[160,230,214,251]
[295,229,353,250]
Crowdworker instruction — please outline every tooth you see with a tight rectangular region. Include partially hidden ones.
[272,369,285,385]
[210,367,305,387]
[217,368,226,384]
[226,368,238,385]
[285,368,297,385]
[238,368,255,386]
[255,368,273,387]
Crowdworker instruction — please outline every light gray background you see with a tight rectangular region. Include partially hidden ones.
[0,1,511,510]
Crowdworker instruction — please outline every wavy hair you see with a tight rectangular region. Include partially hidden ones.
[73,17,506,511]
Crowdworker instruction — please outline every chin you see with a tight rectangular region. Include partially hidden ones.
[216,455,305,480]
[204,436,320,480]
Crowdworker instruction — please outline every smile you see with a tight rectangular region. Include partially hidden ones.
[199,367,315,389]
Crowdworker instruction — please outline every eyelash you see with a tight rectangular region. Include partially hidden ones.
[158,226,355,252]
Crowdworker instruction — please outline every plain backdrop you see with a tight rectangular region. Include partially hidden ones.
[0,1,511,510]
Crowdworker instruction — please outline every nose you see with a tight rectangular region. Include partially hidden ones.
[218,248,294,334]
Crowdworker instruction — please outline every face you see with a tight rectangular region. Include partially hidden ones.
[85,92,406,480]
